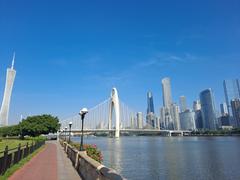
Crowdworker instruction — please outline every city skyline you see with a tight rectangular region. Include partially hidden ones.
[0,0,240,124]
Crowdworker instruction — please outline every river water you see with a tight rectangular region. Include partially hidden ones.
[72,136,240,180]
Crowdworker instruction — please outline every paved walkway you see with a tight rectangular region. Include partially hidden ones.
[9,141,81,180]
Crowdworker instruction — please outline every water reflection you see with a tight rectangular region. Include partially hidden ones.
[73,136,240,180]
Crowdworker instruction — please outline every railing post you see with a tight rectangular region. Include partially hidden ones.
[31,142,34,153]
[3,145,8,173]
[17,143,21,162]
[26,142,29,156]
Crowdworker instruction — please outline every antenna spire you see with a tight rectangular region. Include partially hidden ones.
[11,52,15,69]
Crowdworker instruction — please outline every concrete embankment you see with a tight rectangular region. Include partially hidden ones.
[60,141,125,180]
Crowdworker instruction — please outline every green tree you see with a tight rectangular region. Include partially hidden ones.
[0,125,20,137]
[19,114,60,137]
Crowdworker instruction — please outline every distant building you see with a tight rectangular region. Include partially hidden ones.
[96,121,105,129]
[0,54,16,127]
[231,99,240,127]
[147,91,154,114]
[160,107,174,130]
[179,96,187,112]
[162,77,172,108]
[223,79,240,115]
[220,103,228,116]
[194,110,203,129]
[136,112,143,129]
[146,92,156,128]
[193,100,201,111]
[160,77,180,130]
[170,104,180,130]
[130,113,135,129]
[218,115,230,126]
[179,109,196,130]
[200,89,217,130]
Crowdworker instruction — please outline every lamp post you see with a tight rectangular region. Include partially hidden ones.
[65,126,67,141]
[69,122,72,143]
[79,108,88,151]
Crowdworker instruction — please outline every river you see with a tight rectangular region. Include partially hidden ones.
[72,136,240,180]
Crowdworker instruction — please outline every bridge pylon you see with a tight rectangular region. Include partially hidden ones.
[108,87,120,138]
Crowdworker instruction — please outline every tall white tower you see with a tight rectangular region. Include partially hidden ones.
[162,77,172,107]
[0,53,16,126]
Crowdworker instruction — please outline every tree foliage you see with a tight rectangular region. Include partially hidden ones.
[19,114,60,137]
[0,125,20,137]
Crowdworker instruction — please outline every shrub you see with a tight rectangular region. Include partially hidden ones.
[71,142,103,163]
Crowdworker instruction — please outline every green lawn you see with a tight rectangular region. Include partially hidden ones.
[0,145,45,180]
[0,139,33,155]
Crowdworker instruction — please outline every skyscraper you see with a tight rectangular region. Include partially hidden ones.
[220,103,228,116]
[0,54,16,126]
[136,112,143,129]
[179,95,187,112]
[223,79,240,115]
[179,110,196,130]
[146,91,156,128]
[147,91,154,114]
[162,77,172,107]
[199,89,217,130]
[160,77,180,130]
[193,100,201,111]
[170,103,180,130]
[231,99,240,127]
[193,100,203,129]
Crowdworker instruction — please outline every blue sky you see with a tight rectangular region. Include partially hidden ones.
[0,0,239,124]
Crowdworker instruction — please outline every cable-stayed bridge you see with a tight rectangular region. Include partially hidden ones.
[60,88,191,137]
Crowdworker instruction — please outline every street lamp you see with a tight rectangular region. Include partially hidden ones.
[65,126,68,141]
[69,122,72,143]
[79,108,88,151]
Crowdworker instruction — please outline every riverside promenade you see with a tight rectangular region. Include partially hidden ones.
[9,141,81,180]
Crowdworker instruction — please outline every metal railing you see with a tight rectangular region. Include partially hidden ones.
[0,141,45,175]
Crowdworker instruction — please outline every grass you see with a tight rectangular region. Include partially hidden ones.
[0,136,47,156]
[0,145,46,180]
[0,139,33,154]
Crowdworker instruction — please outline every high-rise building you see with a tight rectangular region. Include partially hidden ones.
[193,100,201,111]
[0,54,16,126]
[193,100,203,129]
[179,95,187,112]
[136,112,143,129]
[147,92,154,114]
[199,89,217,130]
[223,79,240,115]
[170,104,180,130]
[179,110,196,130]
[231,99,240,127]
[160,77,180,130]
[194,110,203,129]
[130,113,135,129]
[160,107,173,130]
[146,91,156,128]
[162,77,172,107]
[220,103,228,116]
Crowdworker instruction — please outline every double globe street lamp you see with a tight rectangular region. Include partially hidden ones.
[79,108,88,151]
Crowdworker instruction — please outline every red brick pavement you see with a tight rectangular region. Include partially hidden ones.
[9,142,57,180]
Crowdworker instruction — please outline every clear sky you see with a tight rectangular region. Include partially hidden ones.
[0,0,240,124]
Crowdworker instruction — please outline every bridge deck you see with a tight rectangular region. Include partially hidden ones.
[9,141,81,180]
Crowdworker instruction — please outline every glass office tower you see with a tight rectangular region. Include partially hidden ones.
[200,89,217,130]
[223,79,240,115]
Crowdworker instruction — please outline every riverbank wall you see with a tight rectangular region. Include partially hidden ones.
[60,140,125,180]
